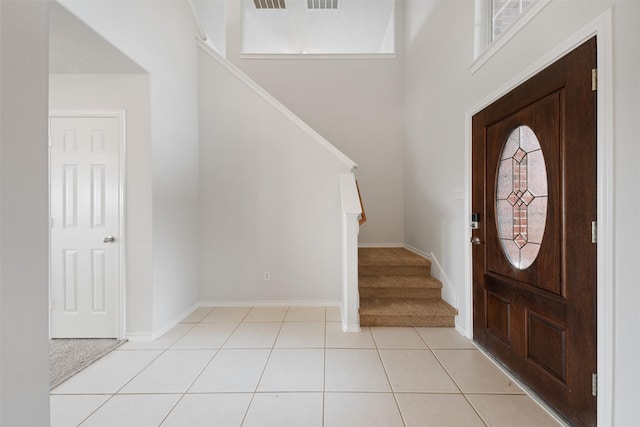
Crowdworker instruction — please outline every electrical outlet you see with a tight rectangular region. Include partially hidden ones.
[263,271,271,281]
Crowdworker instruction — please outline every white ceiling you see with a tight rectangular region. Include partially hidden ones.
[242,0,395,54]
[49,2,146,74]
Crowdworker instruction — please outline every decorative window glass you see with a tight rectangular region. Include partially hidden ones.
[496,125,547,269]
[491,0,536,41]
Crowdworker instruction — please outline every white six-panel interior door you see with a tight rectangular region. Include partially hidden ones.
[49,112,124,338]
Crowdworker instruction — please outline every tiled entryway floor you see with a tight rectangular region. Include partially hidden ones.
[50,306,563,427]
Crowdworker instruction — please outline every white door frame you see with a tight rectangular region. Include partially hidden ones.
[49,109,127,339]
[463,9,614,426]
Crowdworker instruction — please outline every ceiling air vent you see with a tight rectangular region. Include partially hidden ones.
[307,0,338,9]
[253,0,286,9]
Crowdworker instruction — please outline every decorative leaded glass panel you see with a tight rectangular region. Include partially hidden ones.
[496,125,547,269]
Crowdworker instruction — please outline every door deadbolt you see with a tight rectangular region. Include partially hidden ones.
[471,213,480,229]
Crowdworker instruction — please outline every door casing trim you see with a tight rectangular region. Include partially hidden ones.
[463,9,613,426]
[49,109,127,340]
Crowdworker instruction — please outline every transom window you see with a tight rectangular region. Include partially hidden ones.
[472,0,548,71]
[491,0,536,41]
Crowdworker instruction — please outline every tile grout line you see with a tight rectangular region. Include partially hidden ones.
[472,344,567,425]
[74,311,206,426]
[184,306,252,393]
[429,347,490,426]
[74,394,113,427]
[322,308,327,427]
[114,316,210,396]
[239,306,289,427]
[158,306,253,426]
[370,327,408,427]
[54,308,559,427]
[141,308,215,426]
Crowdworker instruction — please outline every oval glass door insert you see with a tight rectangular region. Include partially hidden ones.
[496,125,548,269]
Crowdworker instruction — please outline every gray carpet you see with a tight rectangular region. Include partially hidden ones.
[49,338,127,390]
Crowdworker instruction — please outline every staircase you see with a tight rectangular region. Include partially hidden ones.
[359,247,457,327]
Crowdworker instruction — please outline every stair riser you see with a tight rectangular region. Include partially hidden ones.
[359,288,441,299]
[359,266,431,276]
[360,315,455,327]
[358,248,431,268]
[359,276,442,289]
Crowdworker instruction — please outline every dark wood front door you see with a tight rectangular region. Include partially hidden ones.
[472,38,597,426]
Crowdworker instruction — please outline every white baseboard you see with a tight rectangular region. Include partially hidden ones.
[358,242,404,248]
[124,332,154,342]
[128,302,200,342]
[126,300,340,341]
[403,244,430,259]
[199,300,341,308]
[151,302,201,340]
[455,323,470,339]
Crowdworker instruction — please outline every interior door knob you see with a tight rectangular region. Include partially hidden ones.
[470,236,482,245]
[103,236,116,243]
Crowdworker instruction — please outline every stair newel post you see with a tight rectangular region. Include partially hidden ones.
[339,173,362,332]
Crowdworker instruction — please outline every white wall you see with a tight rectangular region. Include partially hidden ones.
[49,74,153,335]
[49,1,145,75]
[198,46,355,303]
[241,0,395,54]
[403,0,640,424]
[233,56,405,247]
[58,1,201,334]
[223,0,405,245]
[193,0,227,56]
[0,1,50,425]
[610,3,640,424]
[403,0,473,331]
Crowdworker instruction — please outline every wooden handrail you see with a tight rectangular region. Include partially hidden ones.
[356,180,367,226]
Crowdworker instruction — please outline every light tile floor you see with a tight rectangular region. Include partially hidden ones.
[50,306,563,427]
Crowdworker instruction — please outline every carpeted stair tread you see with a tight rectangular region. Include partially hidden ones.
[358,247,430,268]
